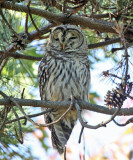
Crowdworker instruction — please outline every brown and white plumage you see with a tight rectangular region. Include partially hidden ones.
[38,25,90,154]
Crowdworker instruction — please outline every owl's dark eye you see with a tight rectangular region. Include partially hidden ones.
[69,37,77,40]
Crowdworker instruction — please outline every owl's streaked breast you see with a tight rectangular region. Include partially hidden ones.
[39,54,90,102]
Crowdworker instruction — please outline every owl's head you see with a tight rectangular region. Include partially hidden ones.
[47,25,88,54]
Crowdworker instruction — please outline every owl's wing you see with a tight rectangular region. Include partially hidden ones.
[38,55,53,126]
[81,58,91,97]
[38,56,48,100]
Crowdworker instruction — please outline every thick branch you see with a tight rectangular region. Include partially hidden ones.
[0,98,133,116]
[2,2,116,33]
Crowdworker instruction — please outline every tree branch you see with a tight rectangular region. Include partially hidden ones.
[0,98,133,116]
[88,37,120,49]
[0,51,42,61]
[1,2,117,33]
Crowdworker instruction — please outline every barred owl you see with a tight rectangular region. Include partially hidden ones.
[38,25,90,154]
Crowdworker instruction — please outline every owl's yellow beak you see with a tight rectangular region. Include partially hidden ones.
[62,43,65,50]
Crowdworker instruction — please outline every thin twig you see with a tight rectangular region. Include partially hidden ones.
[0,90,8,98]
[25,0,31,34]
[12,106,23,144]
[0,57,8,74]
[0,54,6,65]
[5,109,53,124]
[78,124,86,143]
[113,117,133,126]
[64,146,67,160]
[28,3,40,33]
[126,94,133,100]
[63,0,67,13]
[111,47,124,53]
[21,88,25,99]
[0,106,8,130]
[25,13,28,34]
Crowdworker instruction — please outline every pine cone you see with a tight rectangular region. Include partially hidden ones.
[11,33,28,50]
[104,88,126,109]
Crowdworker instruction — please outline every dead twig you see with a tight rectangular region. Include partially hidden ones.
[27,2,40,33]
[113,117,133,126]
[21,88,25,99]
[78,123,86,143]
[75,99,121,129]
[64,146,67,160]
[25,0,31,34]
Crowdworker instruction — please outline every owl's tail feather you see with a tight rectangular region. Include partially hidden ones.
[51,121,74,154]
[51,127,64,154]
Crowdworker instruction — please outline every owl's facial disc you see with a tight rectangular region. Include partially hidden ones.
[51,28,84,52]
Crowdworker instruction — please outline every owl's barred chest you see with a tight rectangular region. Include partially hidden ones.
[43,56,89,101]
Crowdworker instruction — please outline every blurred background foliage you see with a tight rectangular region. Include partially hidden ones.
[0,0,133,159]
